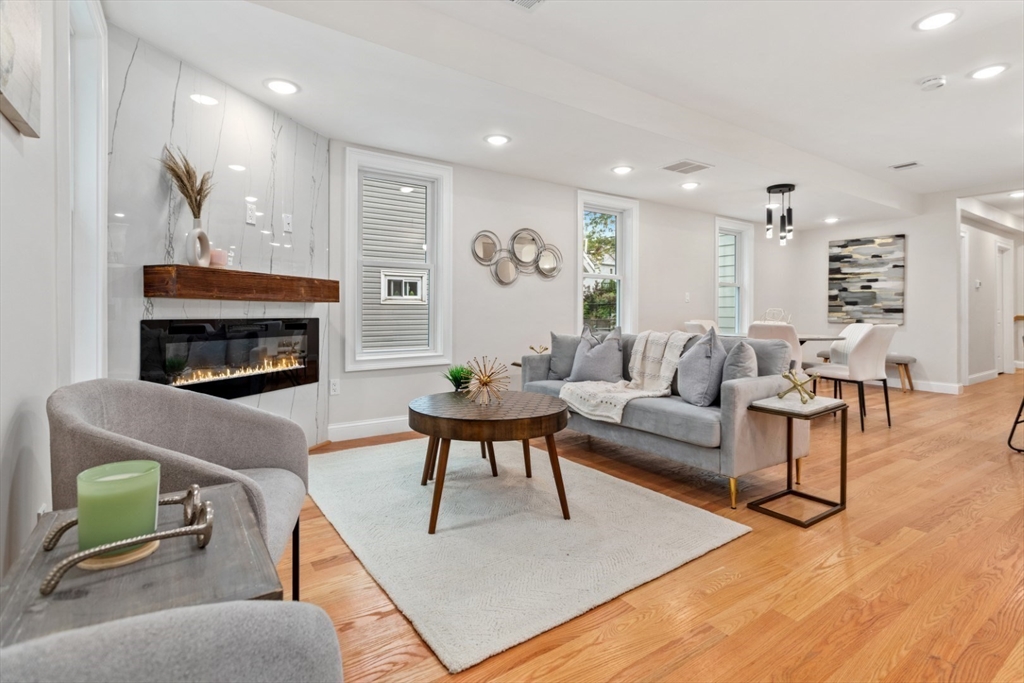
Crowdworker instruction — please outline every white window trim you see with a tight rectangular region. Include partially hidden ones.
[715,217,754,335]
[577,191,639,334]
[345,148,452,372]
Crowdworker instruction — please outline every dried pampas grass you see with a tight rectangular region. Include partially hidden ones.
[161,145,213,219]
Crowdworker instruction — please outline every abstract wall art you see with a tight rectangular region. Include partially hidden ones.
[0,0,42,137]
[828,234,905,325]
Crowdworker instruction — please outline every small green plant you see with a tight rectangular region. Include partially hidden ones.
[165,357,188,375]
[442,364,473,392]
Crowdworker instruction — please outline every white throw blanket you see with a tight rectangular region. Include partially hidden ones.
[559,330,695,424]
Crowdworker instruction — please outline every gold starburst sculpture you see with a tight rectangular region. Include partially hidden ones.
[529,345,549,355]
[464,356,510,405]
[777,370,820,404]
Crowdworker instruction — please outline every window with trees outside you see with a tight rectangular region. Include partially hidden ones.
[577,191,638,334]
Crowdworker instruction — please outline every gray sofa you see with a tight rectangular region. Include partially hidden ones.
[523,334,810,508]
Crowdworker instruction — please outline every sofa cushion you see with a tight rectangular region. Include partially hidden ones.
[548,332,580,380]
[567,327,623,382]
[722,341,758,382]
[677,329,727,407]
[721,337,791,376]
[620,396,721,448]
[523,380,565,398]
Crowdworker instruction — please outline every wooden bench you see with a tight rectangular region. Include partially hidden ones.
[814,350,917,392]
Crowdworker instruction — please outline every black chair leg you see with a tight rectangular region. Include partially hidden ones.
[882,378,891,427]
[1008,395,1024,453]
[292,521,300,601]
[857,382,866,431]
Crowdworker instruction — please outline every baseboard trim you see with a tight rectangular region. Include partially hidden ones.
[1016,361,1023,370]
[328,415,409,442]
[967,370,999,385]
[859,379,962,394]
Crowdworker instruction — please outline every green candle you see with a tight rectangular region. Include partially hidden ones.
[77,460,160,554]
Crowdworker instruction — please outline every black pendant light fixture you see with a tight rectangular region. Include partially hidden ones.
[766,184,796,246]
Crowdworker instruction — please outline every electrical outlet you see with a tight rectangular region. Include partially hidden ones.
[283,213,293,233]
[37,503,50,519]
[330,379,340,395]
[245,203,257,225]
[685,292,691,303]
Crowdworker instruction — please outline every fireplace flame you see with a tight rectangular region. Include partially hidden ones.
[172,355,304,387]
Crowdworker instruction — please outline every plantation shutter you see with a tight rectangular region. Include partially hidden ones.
[359,174,431,351]
[717,232,739,334]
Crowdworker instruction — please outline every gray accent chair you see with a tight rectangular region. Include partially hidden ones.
[47,378,307,597]
[0,601,343,683]
[523,334,810,508]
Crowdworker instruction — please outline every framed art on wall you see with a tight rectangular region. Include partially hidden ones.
[0,0,42,137]
[828,234,905,325]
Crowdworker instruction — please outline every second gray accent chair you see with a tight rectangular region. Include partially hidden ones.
[0,601,343,683]
[523,334,810,508]
[46,378,308,597]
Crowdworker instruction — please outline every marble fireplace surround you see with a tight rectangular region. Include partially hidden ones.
[106,25,330,445]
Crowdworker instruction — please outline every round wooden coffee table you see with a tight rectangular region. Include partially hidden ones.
[408,391,570,534]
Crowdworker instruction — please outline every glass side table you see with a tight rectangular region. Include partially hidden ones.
[746,394,848,528]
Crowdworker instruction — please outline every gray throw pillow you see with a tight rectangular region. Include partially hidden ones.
[722,341,758,382]
[566,327,623,383]
[548,332,581,380]
[677,328,728,406]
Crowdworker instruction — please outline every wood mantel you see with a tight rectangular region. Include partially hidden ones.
[144,265,339,303]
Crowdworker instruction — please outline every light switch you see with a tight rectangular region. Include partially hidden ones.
[245,203,256,225]
[685,292,691,303]
[283,213,293,233]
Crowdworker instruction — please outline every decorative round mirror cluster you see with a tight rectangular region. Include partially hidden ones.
[472,229,562,286]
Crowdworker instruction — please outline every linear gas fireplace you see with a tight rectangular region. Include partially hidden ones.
[140,318,319,400]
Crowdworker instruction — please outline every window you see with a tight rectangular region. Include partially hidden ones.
[577,191,638,334]
[716,217,753,335]
[345,149,452,371]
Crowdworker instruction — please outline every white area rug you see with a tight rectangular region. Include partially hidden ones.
[308,439,750,673]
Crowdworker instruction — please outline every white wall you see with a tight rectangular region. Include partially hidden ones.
[0,1,61,574]
[752,194,961,392]
[327,142,719,438]
[964,224,1000,381]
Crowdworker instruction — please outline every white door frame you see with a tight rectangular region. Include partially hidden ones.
[958,227,969,386]
[55,0,108,386]
[995,237,1014,375]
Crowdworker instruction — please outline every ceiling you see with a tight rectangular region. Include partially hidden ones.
[972,190,1024,217]
[102,0,1024,228]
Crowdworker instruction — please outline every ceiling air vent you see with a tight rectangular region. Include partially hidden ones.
[662,159,714,175]
[889,161,922,171]
[507,0,545,9]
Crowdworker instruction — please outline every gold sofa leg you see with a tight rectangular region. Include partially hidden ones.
[729,477,738,510]
[795,457,802,485]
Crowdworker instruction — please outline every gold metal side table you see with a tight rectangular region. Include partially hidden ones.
[746,394,848,528]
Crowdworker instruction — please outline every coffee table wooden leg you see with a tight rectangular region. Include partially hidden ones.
[544,434,570,520]
[420,435,438,486]
[521,439,532,478]
[480,441,487,459]
[428,439,451,534]
[486,441,498,477]
[428,437,440,481]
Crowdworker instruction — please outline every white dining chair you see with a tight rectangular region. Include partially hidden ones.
[804,324,897,431]
[748,322,801,369]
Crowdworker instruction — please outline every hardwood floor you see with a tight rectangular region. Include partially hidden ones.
[277,372,1024,682]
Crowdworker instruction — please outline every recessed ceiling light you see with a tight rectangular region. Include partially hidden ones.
[914,10,960,31]
[400,187,415,193]
[228,164,246,171]
[485,134,511,146]
[612,166,633,175]
[282,244,292,248]
[969,64,1008,79]
[229,245,236,249]
[269,242,281,247]
[255,211,264,216]
[190,94,218,106]
[681,182,700,190]
[824,217,839,224]
[260,230,271,234]
[264,79,299,95]
[766,203,780,209]
[1010,191,1024,198]
[245,196,258,202]
[113,212,125,218]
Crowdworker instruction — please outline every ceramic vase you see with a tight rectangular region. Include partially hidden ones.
[185,217,211,267]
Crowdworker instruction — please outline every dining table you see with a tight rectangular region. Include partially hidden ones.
[722,332,843,346]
